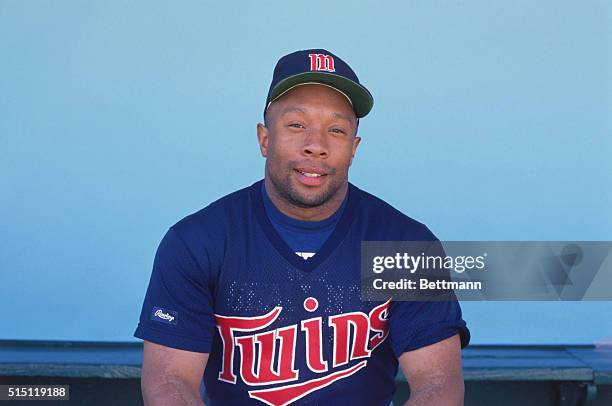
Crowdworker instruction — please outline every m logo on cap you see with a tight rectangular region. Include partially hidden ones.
[308,53,335,72]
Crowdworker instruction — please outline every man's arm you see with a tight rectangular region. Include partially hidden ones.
[141,340,209,406]
[399,333,464,406]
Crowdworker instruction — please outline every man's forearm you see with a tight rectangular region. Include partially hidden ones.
[142,378,205,406]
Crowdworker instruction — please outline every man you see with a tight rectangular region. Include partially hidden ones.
[135,49,470,406]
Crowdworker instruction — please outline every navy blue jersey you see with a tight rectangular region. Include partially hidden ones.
[134,180,470,405]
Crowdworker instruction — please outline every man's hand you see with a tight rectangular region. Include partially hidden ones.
[399,334,464,406]
[141,340,209,406]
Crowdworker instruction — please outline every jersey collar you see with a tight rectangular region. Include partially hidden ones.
[251,179,361,272]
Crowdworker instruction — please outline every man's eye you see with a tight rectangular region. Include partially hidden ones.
[331,128,346,134]
[288,123,304,129]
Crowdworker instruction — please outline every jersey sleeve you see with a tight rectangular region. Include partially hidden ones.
[387,239,471,356]
[388,299,470,356]
[134,227,216,353]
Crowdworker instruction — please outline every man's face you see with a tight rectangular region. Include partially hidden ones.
[257,84,361,209]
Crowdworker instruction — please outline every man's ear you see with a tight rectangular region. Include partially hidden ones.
[256,123,269,158]
[349,136,361,166]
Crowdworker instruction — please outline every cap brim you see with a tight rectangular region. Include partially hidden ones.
[269,72,374,118]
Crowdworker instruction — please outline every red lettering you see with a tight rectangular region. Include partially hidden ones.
[235,325,299,386]
[308,54,319,71]
[215,307,282,383]
[329,312,371,367]
[308,53,335,72]
[369,299,391,351]
[301,317,328,373]
[214,298,391,393]
[324,55,335,72]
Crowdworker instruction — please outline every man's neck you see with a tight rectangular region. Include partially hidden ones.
[263,178,348,222]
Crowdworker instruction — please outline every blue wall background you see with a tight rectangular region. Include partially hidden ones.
[1,1,610,344]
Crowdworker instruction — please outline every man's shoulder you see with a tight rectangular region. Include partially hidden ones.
[351,184,438,241]
[169,181,258,239]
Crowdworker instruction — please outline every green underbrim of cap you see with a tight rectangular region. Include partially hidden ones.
[269,72,374,118]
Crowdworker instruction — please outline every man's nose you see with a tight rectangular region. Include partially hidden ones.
[302,127,328,158]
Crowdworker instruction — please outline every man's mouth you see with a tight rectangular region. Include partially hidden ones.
[293,167,328,185]
[295,169,324,178]
[294,167,327,177]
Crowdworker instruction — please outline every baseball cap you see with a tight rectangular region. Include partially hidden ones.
[265,49,374,118]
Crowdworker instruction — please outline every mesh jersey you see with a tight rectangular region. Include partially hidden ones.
[134,180,470,405]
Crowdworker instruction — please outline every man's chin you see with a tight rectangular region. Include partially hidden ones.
[285,192,329,209]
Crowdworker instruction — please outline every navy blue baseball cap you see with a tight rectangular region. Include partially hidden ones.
[265,49,374,118]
